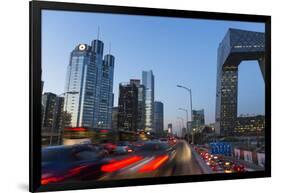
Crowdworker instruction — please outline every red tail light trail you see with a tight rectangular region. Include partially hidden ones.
[138,155,169,172]
[41,176,64,185]
[101,156,143,172]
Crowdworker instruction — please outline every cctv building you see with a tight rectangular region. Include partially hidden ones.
[215,28,265,136]
[64,39,114,129]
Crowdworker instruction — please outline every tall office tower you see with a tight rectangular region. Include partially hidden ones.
[52,96,64,132]
[42,92,57,131]
[64,38,114,129]
[117,80,139,131]
[130,79,145,131]
[64,43,94,128]
[137,84,145,131]
[96,51,115,129]
[192,109,205,128]
[154,101,164,135]
[42,92,64,146]
[142,70,155,132]
[42,93,64,132]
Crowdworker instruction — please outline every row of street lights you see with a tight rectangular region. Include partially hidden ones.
[176,84,194,143]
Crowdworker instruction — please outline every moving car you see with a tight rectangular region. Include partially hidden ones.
[101,142,117,154]
[41,144,111,185]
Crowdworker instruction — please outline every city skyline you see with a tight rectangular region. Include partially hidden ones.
[42,10,265,130]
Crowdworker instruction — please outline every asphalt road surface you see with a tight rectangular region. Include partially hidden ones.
[99,140,202,180]
[171,140,202,176]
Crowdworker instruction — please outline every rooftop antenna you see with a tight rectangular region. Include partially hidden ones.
[109,42,111,54]
[97,26,100,40]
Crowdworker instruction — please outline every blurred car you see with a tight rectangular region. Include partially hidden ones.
[232,163,246,172]
[168,137,177,146]
[132,141,176,173]
[215,158,225,166]
[131,141,145,148]
[99,141,174,174]
[159,138,168,142]
[116,141,132,147]
[102,142,117,154]
[134,141,172,153]
[112,146,134,155]
[41,144,111,185]
[217,160,235,173]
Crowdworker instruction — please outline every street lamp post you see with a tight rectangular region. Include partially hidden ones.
[177,85,193,122]
[177,84,193,143]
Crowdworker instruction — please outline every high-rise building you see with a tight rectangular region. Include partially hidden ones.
[168,123,173,134]
[52,96,64,132]
[235,115,265,136]
[142,70,154,132]
[192,109,205,128]
[215,29,265,136]
[181,127,188,138]
[154,101,164,135]
[42,92,64,146]
[64,39,114,129]
[97,52,115,129]
[42,92,57,131]
[117,80,139,131]
[111,107,118,131]
[130,79,145,131]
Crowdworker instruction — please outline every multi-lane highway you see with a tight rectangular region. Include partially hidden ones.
[99,140,202,180]
[41,138,256,185]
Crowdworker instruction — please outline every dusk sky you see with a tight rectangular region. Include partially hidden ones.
[42,10,265,132]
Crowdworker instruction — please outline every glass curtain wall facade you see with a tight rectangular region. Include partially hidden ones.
[154,101,164,135]
[142,70,155,132]
[64,40,114,130]
[192,109,205,128]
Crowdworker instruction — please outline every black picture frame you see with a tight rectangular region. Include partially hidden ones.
[29,1,271,192]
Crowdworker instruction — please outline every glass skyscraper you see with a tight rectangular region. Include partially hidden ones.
[142,70,154,132]
[64,39,114,129]
[192,109,205,128]
[154,101,164,135]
